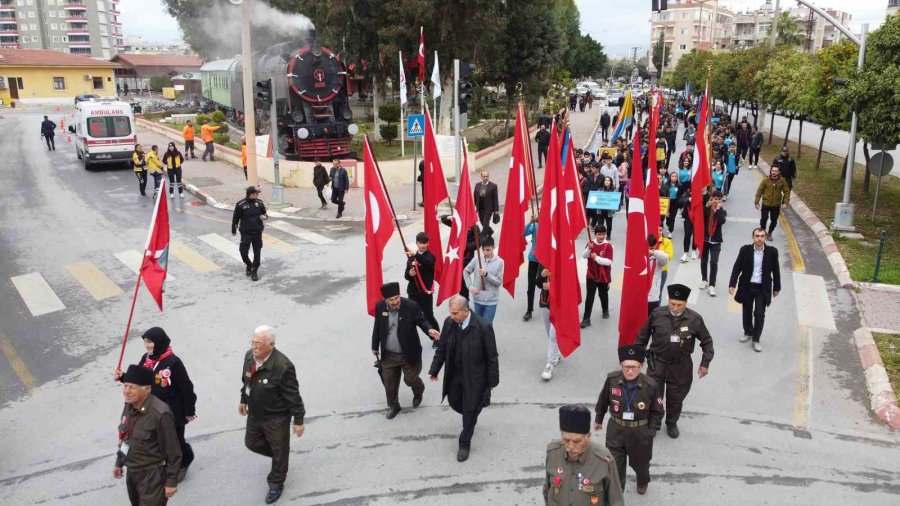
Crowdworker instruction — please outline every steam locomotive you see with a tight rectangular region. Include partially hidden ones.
[200,40,358,160]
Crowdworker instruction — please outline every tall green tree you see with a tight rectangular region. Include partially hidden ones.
[651,30,670,79]
[568,34,608,79]
[846,13,900,193]
[807,41,855,169]
[776,11,804,47]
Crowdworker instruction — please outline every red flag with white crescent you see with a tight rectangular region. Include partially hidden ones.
[140,178,169,311]
[437,143,478,305]
[618,129,650,346]
[535,120,560,267]
[364,136,395,316]
[423,108,449,280]
[691,89,712,257]
[645,92,661,235]
[497,103,533,296]
[417,26,426,84]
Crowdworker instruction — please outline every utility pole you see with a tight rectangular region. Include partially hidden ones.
[239,0,258,187]
[268,78,283,204]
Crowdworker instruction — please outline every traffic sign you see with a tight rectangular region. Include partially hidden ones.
[407,114,425,138]
[868,152,894,177]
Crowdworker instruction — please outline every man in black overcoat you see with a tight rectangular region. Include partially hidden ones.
[429,295,499,462]
[728,228,781,352]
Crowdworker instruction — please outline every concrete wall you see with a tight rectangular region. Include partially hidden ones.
[136,118,525,189]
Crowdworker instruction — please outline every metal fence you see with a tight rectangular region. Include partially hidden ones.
[873,230,900,283]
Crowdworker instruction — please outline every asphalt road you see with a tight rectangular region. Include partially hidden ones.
[0,109,897,505]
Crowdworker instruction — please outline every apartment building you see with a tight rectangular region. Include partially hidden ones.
[0,0,124,59]
[649,0,734,74]
[887,0,899,18]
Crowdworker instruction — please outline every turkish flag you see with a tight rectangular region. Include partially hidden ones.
[645,92,661,235]
[535,120,561,267]
[437,144,478,305]
[417,26,426,84]
[364,136,396,316]
[423,108,449,280]
[691,91,712,257]
[140,178,169,311]
[549,147,582,358]
[561,127,587,242]
[497,103,533,296]
[618,129,651,346]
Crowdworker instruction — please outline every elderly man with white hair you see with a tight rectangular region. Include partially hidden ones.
[239,325,306,504]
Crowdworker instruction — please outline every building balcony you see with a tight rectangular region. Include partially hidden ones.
[68,42,91,48]
[0,43,20,49]
[63,6,87,12]
[0,6,16,12]
[111,21,122,26]
[67,29,90,35]
[111,0,120,3]
[65,17,89,23]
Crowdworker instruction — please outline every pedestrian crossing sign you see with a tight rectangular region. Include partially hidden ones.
[407,114,425,138]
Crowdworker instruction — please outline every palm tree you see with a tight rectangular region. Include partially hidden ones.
[776,11,805,47]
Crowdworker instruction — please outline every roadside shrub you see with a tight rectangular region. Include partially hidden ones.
[211,110,226,123]
[196,113,211,124]
[213,132,230,145]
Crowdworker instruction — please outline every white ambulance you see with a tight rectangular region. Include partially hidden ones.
[69,98,136,169]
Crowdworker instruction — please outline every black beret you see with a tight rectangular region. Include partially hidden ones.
[380,282,400,298]
[559,405,591,434]
[667,283,690,301]
[618,345,645,363]
[122,365,155,386]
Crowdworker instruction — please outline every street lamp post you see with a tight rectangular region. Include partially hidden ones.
[230,0,258,187]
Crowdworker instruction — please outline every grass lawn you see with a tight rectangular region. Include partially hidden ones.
[872,333,900,396]
[761,136,900,284]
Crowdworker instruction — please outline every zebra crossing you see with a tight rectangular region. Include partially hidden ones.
[8,222,335,318]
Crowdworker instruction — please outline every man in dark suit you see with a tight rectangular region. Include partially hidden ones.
[473,171,499,232]
[728,228,781,353]
[600,110,611,141]
[372,282,441,419]
[429,295,500,462]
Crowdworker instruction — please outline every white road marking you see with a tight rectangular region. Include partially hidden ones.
[11,273,66,316]
[114,250,176,280]
[267,221,334,245]
[197,234,244,262]
[792,272,836,331]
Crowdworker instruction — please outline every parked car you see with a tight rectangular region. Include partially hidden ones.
[607,92,623,106]
[74,94,100,104]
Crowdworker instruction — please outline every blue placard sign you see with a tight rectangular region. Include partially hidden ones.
[407,114,425,138]
[586,191,622,210]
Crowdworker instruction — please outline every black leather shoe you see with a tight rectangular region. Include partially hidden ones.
[580,319,591,328]
[386,407,400,420]
[413,394,423,407]
[602,311,610,319]
[666,424,680,439]
[251,270,259,281]
[246,264,252,276]
[457,444,470,462]
[265,488,282,504]
[522,311,532,321]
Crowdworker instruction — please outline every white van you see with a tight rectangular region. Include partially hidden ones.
[69,99,136,169]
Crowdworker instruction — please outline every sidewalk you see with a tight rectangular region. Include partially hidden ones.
[135,106,602,222]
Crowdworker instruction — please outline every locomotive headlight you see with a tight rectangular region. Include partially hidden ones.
[347,124,359,135]
[342,107,352,120]
[291,110,304,123]
[297,128,310,139]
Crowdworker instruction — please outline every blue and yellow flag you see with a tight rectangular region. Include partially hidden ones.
[609,91,634,142]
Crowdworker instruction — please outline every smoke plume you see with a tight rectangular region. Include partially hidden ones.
[200,0,314,59]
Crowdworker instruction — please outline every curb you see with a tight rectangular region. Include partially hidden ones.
[757,162,856,289]
[852,328,900,429]
[757,162,900,428]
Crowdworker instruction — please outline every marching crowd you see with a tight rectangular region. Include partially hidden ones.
[109,94,794,505]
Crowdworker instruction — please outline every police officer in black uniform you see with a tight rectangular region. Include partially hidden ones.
[636,284,714,439]
[594,345,664,495]
[232,186,268,281]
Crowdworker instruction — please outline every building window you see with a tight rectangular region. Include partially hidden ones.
[16,77,23,89]
[30,23,36,30]
[26,0,33,5]
[48,0,55,4]
[20,23,27,31]
[62,35,67,42]
[53,77,66,90]
[680,28,687,35]
[50,23,57,30]
[31,35,39,42]
[52,35,59,42]
[679,44,687,50]
[93,76,104,90]
[28,12,35,18]
[49,11,56,17]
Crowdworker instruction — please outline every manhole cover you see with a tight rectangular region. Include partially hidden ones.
[188,177,223,188]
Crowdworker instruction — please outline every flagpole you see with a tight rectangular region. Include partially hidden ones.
[369,134,410,253]
[115,260,145,372]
